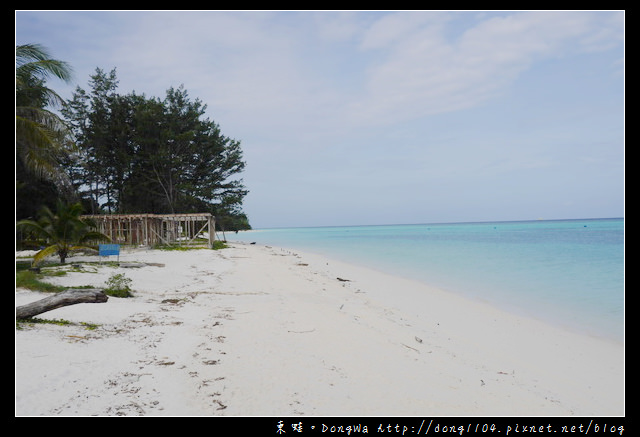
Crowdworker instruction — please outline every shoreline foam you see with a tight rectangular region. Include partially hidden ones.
[15,243,624,416]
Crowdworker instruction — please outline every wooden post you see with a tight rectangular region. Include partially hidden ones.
[208,215,215,248]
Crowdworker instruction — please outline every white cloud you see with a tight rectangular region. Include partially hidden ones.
[342,11,624,126]
[359,11,452,50]
[34,10,620,138]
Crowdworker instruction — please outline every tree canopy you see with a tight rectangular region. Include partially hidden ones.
[61,67,250,229]
[16,43,251,231]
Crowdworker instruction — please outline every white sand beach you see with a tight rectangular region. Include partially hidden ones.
[15,243,624,416]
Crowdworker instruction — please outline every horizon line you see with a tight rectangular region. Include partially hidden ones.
[246,216,624,231]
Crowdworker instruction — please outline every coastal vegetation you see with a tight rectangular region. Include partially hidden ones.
[62,68,249,229]
[103,273,133,298]
[154,240,228,251]
[16,43,76,220]
[16,262,66,293]
[16,43,249,318]
[17,200,110,265]
[16,316,99,331]
[16,43,251,253]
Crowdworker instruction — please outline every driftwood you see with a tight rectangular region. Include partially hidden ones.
[16,289,108,319]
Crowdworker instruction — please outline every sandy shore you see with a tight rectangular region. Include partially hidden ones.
[15,243,624,416]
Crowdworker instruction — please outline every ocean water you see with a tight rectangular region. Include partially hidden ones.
[228,218,624,342]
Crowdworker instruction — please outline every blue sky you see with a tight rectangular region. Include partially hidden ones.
[16,10,624,228]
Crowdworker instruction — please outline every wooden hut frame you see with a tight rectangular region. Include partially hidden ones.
[83,213,216,248]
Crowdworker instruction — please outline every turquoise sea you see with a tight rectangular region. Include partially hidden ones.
[229,218,624,343]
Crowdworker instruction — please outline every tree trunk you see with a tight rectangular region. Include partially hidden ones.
[16,289,108,319]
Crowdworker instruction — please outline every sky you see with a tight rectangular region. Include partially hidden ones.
[15,10,624,228]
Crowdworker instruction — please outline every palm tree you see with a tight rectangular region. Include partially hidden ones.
[17,200,110,265]
[16,43,75,192]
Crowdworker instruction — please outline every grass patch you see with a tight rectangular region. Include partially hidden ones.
[153,240,228,251]
[16,260,105,293]
[16,317,100,330]
[211,240,228,250]
[15,269,66,293]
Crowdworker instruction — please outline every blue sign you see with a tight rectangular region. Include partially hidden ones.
[99,244,120,256]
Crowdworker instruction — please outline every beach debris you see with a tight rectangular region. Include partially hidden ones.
[401,343,420,353]
[119,262,164,268]
[481,380,485,386]
[415,336,423,344]
[161,298,183,305]
[119,263,142,268]
[337,277,351,282]
[213,399,227,410]
[16,288,108,319]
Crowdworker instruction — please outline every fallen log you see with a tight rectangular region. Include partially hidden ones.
[16,289,108,319]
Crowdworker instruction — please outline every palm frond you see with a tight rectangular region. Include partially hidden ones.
[31,245,60,265]
[16,43,75,190]
[16,43,73,83]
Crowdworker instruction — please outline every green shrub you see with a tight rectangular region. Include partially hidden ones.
[211,240,228,250]
[104,273,133,298]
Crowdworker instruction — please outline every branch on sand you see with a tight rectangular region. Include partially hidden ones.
[16,289,108,319]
